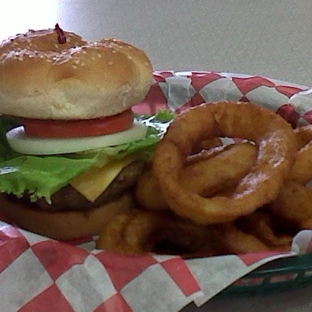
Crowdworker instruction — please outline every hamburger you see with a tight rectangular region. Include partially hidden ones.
[0,24,169,240]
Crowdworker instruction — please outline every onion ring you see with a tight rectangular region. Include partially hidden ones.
[191,137,223,154]
[235,211,293,249]
[152,101,297,224]
[213,223,272,254]
[96,210,222,256]
[96,210,135,254]
[185,144,228,165]
[181,142,258,197]
[293,124,312,149]
[290,140,312,184]
[135,168,168,211]
[136,142,258,210]
[271,180,312,229]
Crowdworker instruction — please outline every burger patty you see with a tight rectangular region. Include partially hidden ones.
[15,160,146,211]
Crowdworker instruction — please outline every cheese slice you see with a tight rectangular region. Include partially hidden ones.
[69,154,138,202]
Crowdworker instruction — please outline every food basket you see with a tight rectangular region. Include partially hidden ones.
[2,70,312,311]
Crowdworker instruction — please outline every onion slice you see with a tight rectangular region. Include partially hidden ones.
[6,121,148,155]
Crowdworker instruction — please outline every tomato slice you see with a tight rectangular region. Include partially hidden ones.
[23,109,134,138]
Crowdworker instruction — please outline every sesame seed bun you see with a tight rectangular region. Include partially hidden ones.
[0,26,153,119]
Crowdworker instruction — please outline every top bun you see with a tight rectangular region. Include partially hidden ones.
[0,25,153,119]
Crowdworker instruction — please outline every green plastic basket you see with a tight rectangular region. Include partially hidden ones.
[220,253,312,296]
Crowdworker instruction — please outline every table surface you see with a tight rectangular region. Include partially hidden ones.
[2,1,312,311]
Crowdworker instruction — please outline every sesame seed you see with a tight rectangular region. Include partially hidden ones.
[72,65,77,69]
[54,44,59,49]
[108,61,113,65]
[97,53,102,58]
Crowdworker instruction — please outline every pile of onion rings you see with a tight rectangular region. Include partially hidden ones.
[96,101,312,257]
[96,210,226,258]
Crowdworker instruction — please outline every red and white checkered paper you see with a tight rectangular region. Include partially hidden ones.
[2,71,312,312]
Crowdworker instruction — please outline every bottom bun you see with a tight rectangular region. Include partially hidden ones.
[0,193,135,240]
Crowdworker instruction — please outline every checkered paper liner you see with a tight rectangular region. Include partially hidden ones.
[2,71,312,312]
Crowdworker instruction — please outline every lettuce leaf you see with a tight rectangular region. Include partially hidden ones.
[0,111,174,202]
